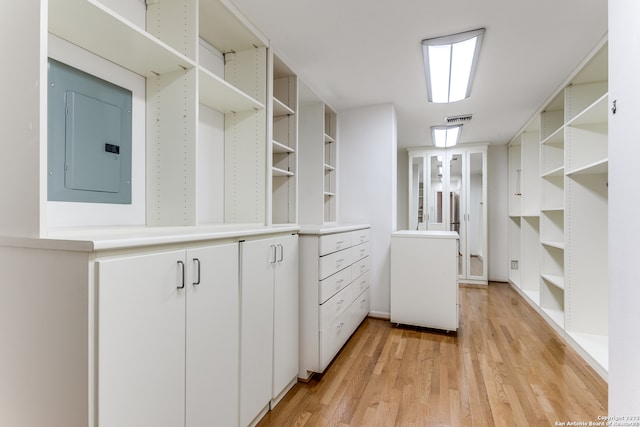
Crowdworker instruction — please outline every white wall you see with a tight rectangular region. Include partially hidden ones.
[397,149,409,230]
[339,104,397,318]
[487,145,509,282]
[609,0,640,412]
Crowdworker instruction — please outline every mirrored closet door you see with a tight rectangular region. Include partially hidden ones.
[408,144,488,285]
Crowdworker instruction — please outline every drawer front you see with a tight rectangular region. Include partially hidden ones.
[319,247,353,280]
[319,232,352,256]
[351,288,370,327]
[319,267,353,304]
[351,242,369,262]
[320,284,353,322]
[320,310,350,370]
[352,271,369,295]
[351,256,370,279]
[351,228,370,245]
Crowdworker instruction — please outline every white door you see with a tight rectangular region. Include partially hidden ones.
[239,238,275,427]
[465,149,487,282]
[97,250,186,427]
[610,0,640,412]
[186,243,239,427]
[272,234,299,403]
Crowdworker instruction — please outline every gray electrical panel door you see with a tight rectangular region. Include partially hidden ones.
[48,59,132,204]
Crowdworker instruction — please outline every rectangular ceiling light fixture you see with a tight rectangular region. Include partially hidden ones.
[422,28,485,103]
[432,124,462,147]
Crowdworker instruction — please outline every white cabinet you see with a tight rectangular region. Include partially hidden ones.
[390,231,459,332]
[298,225,370,380]
[186,245,240,427]
[407,144,488,285]
[239,234,298,427]
[97,242,239,427]
[507,39,608,379]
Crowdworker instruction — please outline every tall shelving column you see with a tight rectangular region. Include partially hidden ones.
[198,0,269,226]
[539,91,566,331]
[509,124,541,304]
[324,105,338,223]
[298,81,339,225]
[270,54,298,225]
[145,0,198,227]
[508,142,522,287]
[564,44,609,374]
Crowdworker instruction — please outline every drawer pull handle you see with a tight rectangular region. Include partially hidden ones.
[337,299,344,305]
[277,244,284,262]
[177,261,185,289]
[337,322,344,329]
[193,258,201,285]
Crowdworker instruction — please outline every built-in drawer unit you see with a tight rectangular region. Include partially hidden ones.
[299,225,371,380]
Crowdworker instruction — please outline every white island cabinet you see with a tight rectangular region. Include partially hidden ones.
[390,230,459,332]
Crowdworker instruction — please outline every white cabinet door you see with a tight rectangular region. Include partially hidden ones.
[272,234,298,403]
[97,250,186,427]
[239,239,275,427]
[186,243,239,427]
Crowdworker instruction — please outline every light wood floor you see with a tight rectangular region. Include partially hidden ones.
[258,282,607,426]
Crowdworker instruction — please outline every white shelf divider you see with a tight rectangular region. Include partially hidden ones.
[199,67,264,113]
[273,97,295,116]
[272,140,295,154]
[50,0,196,76]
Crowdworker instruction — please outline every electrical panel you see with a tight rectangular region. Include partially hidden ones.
[48,59,132,204]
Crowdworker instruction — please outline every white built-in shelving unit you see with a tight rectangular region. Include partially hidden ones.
[324,105,338,222]
[508,39,608,380]
[270,54,298,225]
[7,0,277,236]
[298,80,339,225]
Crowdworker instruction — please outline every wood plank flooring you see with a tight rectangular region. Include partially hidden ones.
[257,282,607,426]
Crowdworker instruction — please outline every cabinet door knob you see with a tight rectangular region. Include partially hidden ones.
[177,261,185,289]
[193,258,201,285]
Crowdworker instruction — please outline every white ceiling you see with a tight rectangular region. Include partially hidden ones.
[230,0,608,149]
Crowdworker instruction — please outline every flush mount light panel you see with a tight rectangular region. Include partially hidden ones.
[432,124,462,147]
[422,28,485,103]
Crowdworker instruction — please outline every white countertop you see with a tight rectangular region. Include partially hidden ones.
[0,224,300,252]
[298,223,371,235]
[391,230,459,239]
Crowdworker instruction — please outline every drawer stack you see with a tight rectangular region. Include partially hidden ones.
[298,226,371,379]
